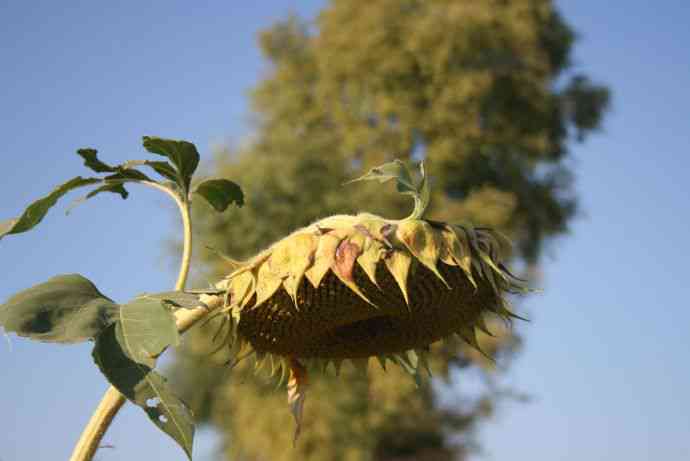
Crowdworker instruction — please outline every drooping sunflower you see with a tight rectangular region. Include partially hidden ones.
[212,160,527,439]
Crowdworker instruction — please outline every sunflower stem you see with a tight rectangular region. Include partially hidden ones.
[69,183,204,461]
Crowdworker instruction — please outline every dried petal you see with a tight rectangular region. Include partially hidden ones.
[304,232,342,288]
[253,262,283,309]
[287,358,308,445]
[384,250,412,306]
[395,220,449,288]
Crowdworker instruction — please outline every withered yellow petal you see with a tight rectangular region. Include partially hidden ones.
[331,239,377,307]
[384,250,412,306]
[395,220,449,288]
[228,271,254,308]
[304,232,342,288]
[253,261,283,309]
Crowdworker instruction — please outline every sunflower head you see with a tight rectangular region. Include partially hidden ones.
[212,160,528,439]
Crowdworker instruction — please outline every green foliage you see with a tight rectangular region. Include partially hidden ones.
[193,179,245,212]
[142,136,201,193]
[171,1,609,460]
[93,307,194,459]
[347,159,430,219]
[0,274,118,343]
[1,135,244,459]
[0,177,101,239]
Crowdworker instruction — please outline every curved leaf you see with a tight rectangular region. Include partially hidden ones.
[0,176,100,240]
[77,149,152,181]
[121,160,179,184]
[194,178,244,212]
[347,159,430,219]
[77,148,117,173]
[347,159,416,193]
[0,274,119,343]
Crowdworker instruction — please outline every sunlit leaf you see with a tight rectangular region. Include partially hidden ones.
[346,159,416,195]
[0,176,100,240]
[142,136,200,193]
[194,178,244,212]
[117,298,180,361]
[0,274,119,343]
[347,159,430,219]
[93,322,194,459]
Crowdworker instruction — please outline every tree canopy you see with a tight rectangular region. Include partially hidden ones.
[171,1,608,459]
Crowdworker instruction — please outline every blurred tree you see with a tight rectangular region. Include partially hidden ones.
[172,1,608,459]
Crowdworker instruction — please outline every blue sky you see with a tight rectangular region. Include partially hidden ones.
[1,1,688,460]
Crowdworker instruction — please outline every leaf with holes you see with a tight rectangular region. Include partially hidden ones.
[0,274,119,343]
[93,322,194,459]
[142,136,200,193]
[194,178,244,212]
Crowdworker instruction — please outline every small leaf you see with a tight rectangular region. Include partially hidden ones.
[77,148,117,173]
[142,161,179,183]
[65,180,130,215]
[77,149,153,181]
[347,159,430,219]
[346,159,416,195]
[86,182,129,200]
[104,169,151,182]
[0,274,119,343]
[93,323,194,459]
[142,136,200,193]
[123,160,179,183]
[0,176,100,240]
[193,178,244,212]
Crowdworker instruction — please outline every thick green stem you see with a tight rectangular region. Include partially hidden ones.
[139,181,193,291]
[69,183,203,461]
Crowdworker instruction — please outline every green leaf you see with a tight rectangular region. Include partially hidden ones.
[77,148,117,173]
[347,159,416,195]
[77,149,153,181]
[93,322,194,459]
[347,159,430,220]
[193,178,244,212]
[117,298,180,362]
[123,160,179,184]
[85,181,129,200]
[142,136,200,193]
[0,274,119,343]
[0,176,100,240]
[65,180,131,215]
[142,161,179,183]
